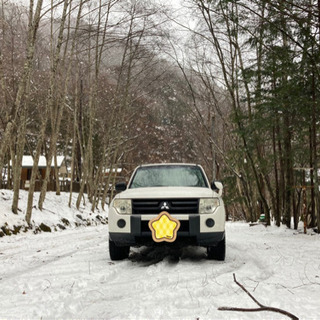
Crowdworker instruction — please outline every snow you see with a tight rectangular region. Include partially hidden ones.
[0,191,320,319]
[9,156,65,168]
[22,155,65,168]
[0,190,107,234]
[105,168,123,174]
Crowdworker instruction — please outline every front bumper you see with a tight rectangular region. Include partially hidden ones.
[109,214,225,247]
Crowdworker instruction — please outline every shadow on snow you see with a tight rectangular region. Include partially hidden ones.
[128,245,207,266]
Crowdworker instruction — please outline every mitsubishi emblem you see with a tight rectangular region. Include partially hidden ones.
[160,201,170,210]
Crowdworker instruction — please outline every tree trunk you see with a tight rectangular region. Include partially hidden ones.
[309,127,316,227]
[26,120,47,224]
[283,112,293,228]
[311,69,320,233]
[272,126,281,226]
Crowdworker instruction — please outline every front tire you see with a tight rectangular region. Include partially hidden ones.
[207,237,225,261]
[109,239,130,261]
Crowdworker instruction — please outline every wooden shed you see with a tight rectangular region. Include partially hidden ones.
[19,156,66,190]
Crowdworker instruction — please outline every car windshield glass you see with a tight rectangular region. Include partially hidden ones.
[129,165,208,188]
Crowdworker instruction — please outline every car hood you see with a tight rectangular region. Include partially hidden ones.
[115,187,217,199]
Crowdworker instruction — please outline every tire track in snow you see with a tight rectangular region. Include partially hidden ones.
[0,226,107,283]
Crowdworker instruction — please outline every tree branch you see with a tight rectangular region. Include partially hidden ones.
[218,274,299,320]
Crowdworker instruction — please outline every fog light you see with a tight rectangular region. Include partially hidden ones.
[206,218,215,228]
[117,219,126,228]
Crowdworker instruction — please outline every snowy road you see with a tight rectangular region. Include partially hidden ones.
[0,222,320,320]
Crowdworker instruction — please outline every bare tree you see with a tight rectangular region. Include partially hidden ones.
[9,0,44,214]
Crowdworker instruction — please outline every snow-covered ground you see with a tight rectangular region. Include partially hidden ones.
[0,191,320,319]
[0,190,108,235]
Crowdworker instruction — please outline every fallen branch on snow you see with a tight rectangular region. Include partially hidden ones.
[218,273,299,320]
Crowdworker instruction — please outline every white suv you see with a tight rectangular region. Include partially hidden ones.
[108,163,226,261]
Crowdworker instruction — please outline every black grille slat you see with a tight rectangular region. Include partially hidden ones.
[133,201,159,206]
[171,201,198,205]
[132,199,199,215]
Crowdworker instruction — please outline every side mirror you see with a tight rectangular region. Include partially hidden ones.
[211,181,223,196]
[115,182,127,192]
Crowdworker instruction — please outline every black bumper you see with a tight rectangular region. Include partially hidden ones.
[109,215,225,247]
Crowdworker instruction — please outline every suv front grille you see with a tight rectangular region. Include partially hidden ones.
[132,199,199,215]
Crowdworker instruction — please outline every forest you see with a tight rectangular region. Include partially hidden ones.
[0,0,319,232]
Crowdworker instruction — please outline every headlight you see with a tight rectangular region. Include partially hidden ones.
[199,198,220,214]
[113,199,132,215]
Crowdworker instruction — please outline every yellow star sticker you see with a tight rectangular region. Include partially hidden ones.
[148,211,180,243]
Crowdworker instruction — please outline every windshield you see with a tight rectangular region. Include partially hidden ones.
[129,165,208,189]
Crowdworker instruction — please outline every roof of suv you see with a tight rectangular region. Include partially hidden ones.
[138,163,200,167]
